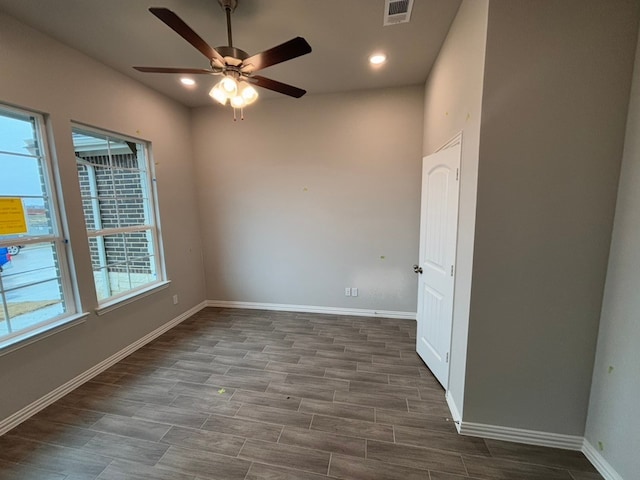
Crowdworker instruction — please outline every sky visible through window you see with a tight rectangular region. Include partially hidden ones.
[0,115,46,206]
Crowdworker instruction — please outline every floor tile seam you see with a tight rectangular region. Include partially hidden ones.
[283,423,376,447]
[230,390,303,410]
[332,398,408,414]
[27,410,107,431]
[242,460,253,480]
[85,422,172,445]
[238,456,329,478]
[238,438,332,464]
[310,415,394,438]
[362,451,458,476]
[284,372,350,389]
[324,373,390,386]
[81,424,180,452]
[389,437,486,459]
[346,386,421,401]
[195,411,212,430]
[2,429,102,457]
[93,457,114,479]
[152,439,174,469]
[0,454,63,476]
[66,396,147,417]
[235,399,312,419]
[92,412,174,440]
[299,407,375,424]
[168,426,249,450]
[238,437,250,459]
[232,407,308,430]
[489,457,596,477]
[237,442,332,475]
[332,452,435,477]
[459,451,587,474]
[6,436,116,468]
[165,440,254,463]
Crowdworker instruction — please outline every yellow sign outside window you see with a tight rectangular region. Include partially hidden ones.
[0,198,28,235]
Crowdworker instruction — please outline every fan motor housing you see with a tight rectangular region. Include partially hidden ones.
[215,46,249,60]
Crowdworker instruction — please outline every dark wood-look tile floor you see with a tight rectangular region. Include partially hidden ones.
[0,308,601,480]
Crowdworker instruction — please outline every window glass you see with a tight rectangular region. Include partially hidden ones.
[73,127,163,304]
[0,106,75,345]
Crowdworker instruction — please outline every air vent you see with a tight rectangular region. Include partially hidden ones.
[384,0,414,26]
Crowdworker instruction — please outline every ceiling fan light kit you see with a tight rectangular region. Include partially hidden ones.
[133,0,311,120]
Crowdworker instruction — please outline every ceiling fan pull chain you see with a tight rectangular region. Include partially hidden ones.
[231,107,245,121]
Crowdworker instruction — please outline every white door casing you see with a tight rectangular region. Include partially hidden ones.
[415,139,461,389]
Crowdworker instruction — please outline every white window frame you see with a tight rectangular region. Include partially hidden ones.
[0,104,82,351]
[72,124,166,309]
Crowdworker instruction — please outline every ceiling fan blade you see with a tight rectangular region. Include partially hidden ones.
[134,67,215,74]
[149,7,224,64]
[241,37,312,73]
[249,75,307,98]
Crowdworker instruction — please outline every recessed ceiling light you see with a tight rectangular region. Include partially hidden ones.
[369,53,387,65]
[180,77,196,86]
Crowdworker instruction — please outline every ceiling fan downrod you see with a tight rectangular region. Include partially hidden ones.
[218,0,237,47]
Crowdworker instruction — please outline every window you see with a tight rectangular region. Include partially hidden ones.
[72,126,164,305]
[0,105,76,344]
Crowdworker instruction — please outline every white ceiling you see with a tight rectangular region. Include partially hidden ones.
[0,0,461,107]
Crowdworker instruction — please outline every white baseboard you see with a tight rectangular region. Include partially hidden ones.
[458,421,584,451]
[206,300,416,320]
[445,391,462,433]
[582,439,624,480]
[0,301,207,436]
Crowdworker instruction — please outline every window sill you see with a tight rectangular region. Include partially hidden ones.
[95,280,171,316]
[0,312,90,357]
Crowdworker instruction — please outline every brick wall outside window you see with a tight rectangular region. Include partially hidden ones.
[76,152,152,274]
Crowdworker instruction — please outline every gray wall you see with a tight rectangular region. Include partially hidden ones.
[191,87,424,313]
[422,0,489,418]
[465,0,639,435]
[585,29,640,479]
[0,13,206,420]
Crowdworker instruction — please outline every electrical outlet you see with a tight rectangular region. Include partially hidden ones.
[351,287,358,297]
[173,294,179,305]
[345,288,351,297]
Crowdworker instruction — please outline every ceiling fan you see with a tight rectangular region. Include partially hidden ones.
[133,0,312,111]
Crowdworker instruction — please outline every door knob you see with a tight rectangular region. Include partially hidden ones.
[413,264,423,274]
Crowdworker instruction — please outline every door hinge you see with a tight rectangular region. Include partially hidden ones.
[446,352,449,363]
[456,168,459,181]
[450,265,454,276]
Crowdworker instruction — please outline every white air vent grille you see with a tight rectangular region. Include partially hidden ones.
[384,0,414,26]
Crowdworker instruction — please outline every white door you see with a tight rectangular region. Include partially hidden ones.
[415,140,461,389]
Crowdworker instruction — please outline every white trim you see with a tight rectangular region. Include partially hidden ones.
[436,131,463,152]
[0,312,89,357]
[0,301,206,436]
[458,421,583,451]
[206,300,416,320]
[95,280,171,316]
[445,390,462,433]
[582,439,624,480]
